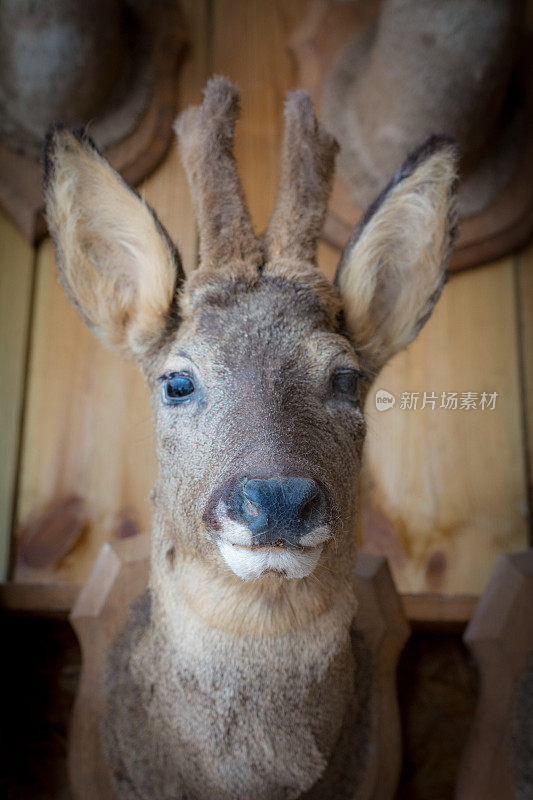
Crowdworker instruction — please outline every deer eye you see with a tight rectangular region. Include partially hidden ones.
[161,372,196,405]
[330,369,360,399]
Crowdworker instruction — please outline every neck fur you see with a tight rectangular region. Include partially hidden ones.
[149,527,358,639]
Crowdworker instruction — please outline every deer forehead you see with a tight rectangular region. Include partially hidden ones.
[43,79,457,414]
[160,277,358,378]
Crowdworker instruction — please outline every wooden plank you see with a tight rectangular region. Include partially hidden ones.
[1,584,477,626]
[0,582,79,615]
[138,0,209,274]
[0,213,34,580]
[209,0,340,283]
[14,236,156,587]
[362,258,528,596]
[13,0,209,590]
[456,550,533,800]
[516,241,533,544]
[401,594,478,628]
[351,554,410,800]
[69,535,150,800]
[211,0,311,233]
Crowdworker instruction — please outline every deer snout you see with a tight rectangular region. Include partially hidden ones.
[230,477,326,547]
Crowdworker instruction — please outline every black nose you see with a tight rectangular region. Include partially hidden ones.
[230,477,326,546]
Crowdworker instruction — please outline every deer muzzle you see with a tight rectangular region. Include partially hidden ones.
[206,474,333,580]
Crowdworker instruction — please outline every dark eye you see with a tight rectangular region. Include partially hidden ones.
[161,372,196,405]
[331,369,360,399]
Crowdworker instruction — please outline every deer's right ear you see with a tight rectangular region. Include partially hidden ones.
[44,128,184,359]
[335,137,457,377]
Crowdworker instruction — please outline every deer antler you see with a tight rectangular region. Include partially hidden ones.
[174,76,262,274]
[264,91,338,266]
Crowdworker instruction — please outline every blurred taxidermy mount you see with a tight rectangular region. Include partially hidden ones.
[0,0,186,242]
[45,77,456,798]
[291,0,533,270]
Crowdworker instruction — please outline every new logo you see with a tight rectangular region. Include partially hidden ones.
[375,389,396,411]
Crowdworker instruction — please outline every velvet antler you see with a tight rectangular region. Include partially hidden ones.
[174,76,262,274]
[264,91,338,265]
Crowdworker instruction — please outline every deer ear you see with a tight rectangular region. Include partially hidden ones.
[44,128,184,359]
[335,137,457,376]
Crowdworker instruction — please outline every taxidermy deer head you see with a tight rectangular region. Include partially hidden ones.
[44,77,456,800]
[44,76,456,594]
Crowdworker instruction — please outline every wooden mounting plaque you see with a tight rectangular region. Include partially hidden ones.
[68,537,410,800]
[289,0,533,272]
[69,534,151,800]
[456,550,533,799]
[0,2,187,244]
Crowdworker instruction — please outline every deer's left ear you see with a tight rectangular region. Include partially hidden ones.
[44,127,184,360]
[335,137,457,376]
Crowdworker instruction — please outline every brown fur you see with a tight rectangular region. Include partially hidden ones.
[512,664,533,800]
[174,77,263,284]
[322,0,521,217]
[44,128,183,358]
[264,91,338,265]
[335,135,457,376]
[44,77,457,799]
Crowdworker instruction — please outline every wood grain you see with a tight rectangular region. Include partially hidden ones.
[210,0,311,234]
[210,0,341,285]
[401,594,478,629]
[351,553,411,800]
[14,237,156,587]
[517,241,533,544]
[0,581,78,614]
[361,259,528,596]
[0,213,34,580]
[456,550,533,799]
[69,534,150,800]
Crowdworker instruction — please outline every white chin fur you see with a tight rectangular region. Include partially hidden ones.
[217,539,323,581]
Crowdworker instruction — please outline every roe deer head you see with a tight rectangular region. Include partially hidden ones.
[44,77,456,800]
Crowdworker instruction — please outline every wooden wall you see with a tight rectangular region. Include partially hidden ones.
[0,0,531,621]
[0,217,34,580]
